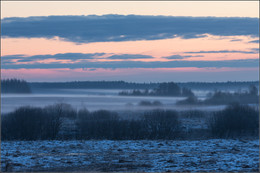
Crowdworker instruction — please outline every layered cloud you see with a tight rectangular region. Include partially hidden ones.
[163,55,204,59]
[248,39,259,43]
[1,52,258,69]
[106,54,154,59]
[2,53,103,62]
[2,15,259,43]
[184,49,259,54]
[1,53,154,64]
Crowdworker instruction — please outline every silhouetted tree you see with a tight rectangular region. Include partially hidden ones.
[154,82,181,96]
[182,87,194,97]
[177,86,259,105]
[119,82,194,97]
[249,85,258,95]
[143,109,181,139]
[180,110,205,119]
[76,110,120,139]
[43,104,63,139]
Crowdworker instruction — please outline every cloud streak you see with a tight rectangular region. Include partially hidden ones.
[1,53,154,64]
[2,58,258,69]
[2,15,259,43]
[163,54,204,59]
[248,39,259,43]
[106,54,154,59]
[184,49,258,54]
[1,53,101,63]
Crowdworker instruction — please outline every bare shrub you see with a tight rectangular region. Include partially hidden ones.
[1,106,44,140]
[180,110,205,119]
[143,109,181,139]
[76,109,120,139]
[52,103,77,119]
[209,104,259,137]
[1,105,62,140]
[77,109,180,140]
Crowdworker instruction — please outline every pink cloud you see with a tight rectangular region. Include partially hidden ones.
[1,35,258,61]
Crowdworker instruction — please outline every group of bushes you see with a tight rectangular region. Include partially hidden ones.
[77,109,181,140]
[1,104,64,140]
[179,110,206,119]
[177,85,259,105]
[1,103,258,140]
[119,82,194,97]
[209,104,259,137]
[1,105,181,140]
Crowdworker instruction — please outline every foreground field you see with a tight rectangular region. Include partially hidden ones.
[1,139,259,172]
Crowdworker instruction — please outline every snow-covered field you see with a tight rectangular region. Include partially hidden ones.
[1,139,259,172]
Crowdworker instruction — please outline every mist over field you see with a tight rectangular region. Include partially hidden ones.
[1,89,225,114]
[2,80,257,114]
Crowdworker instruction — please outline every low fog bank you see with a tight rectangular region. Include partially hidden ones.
[177,85,259,105]
[2,85,258,114]
[1,79,258,119]
[1,93,228,114]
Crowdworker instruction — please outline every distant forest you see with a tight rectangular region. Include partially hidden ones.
[29,80,259,90]
[119,82,194,97]
[1,79,259,93]
[177,85,259,105]
[30,81,157,90]
[1,79,31,93]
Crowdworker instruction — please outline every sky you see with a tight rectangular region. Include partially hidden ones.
[1,1,259,82]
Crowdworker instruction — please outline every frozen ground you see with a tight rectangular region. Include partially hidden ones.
[1,139,259,172]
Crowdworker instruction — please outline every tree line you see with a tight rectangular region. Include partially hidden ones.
[1,105,181,140]
[1,78,258,92]
[1,79,31,93]
[1,103,258,140]
[119,82,194,97]
[177,85,259,105]
[29,80,258,90]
